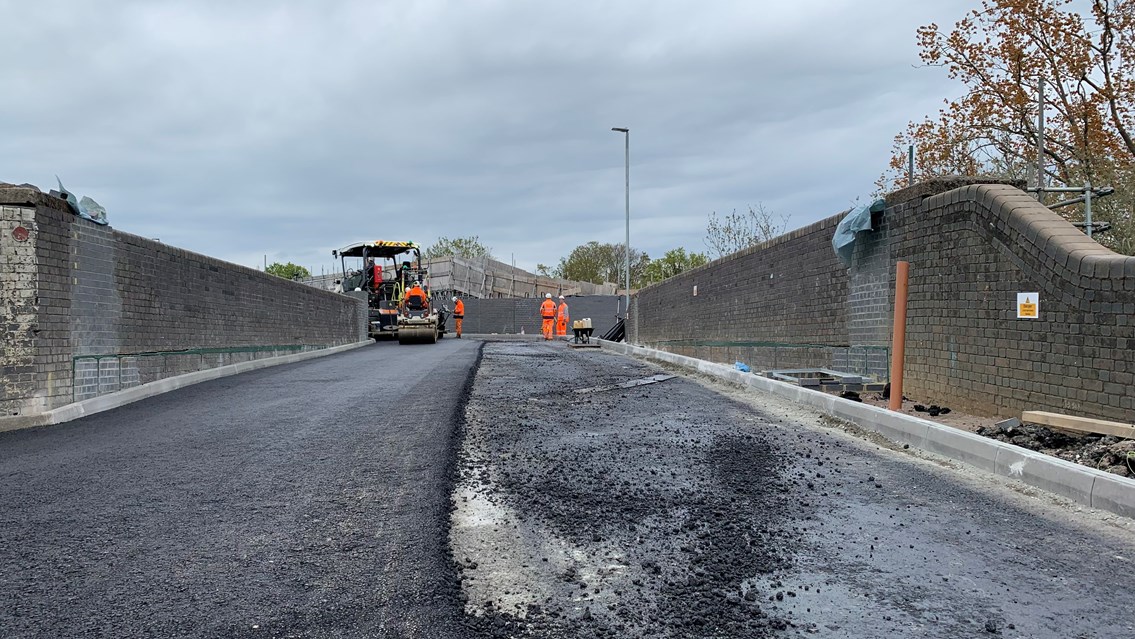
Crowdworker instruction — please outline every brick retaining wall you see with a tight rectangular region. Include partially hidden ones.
[892,183,1135,420]
[630,215,851,373]
[1,187,366,418]
[449,295,620,337]
[630,178,1135,422]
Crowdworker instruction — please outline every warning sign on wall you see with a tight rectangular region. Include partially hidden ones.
[1017,293,1039,319]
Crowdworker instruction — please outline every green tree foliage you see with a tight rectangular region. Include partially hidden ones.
[640,248,709,284]
[553,241,649,286]
[425,235,493,260]
[704,204,789,258]
[265,262,310,281]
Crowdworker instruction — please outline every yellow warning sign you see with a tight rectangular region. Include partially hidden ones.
[1017,293,1039,319]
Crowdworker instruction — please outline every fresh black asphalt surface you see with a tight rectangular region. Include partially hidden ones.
[4,336,1135,638]
[1,339,482,639]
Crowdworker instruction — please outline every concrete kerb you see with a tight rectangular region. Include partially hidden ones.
[0,341,373,433]
[597,340,1135,521]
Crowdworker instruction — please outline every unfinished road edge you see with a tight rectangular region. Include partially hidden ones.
[598,339,1135,521]
[0,341,374,434]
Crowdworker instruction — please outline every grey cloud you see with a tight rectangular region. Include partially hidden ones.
[1,0,976,275]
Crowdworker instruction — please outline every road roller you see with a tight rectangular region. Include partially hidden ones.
[397,305,440,344]
[332,240,447,344]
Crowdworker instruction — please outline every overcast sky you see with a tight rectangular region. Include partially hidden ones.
[0,0,975,276]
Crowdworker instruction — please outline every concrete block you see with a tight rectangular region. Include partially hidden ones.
[994,446,1096,504]
[742,374,778,394]
[911,421,1001,473]
[995,417,1020,429]
[720,368,749,385]
[1080,254,1103,277]
[0,413,51,433]
[1093,258,1112,279]
[877,411,933,448]
[598,339,628,355]
[1090,473,1135,520]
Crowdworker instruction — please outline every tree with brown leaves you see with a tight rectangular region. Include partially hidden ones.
[883,0,1135,253]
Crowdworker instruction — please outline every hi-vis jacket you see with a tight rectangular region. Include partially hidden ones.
[540,299,556,319]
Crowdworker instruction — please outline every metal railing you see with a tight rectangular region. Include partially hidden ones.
[643,339,891,380]
[71,344,315,402]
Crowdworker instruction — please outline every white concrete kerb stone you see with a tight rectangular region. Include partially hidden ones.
[597,340,1135,521]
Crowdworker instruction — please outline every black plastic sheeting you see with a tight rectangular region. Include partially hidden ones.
[601,319,625,342]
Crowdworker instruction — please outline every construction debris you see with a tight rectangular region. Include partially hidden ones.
[913,404,952,417]
[766,369,886,394]
[573,374,676,394]
[975,421,1135,478]
[1022,411,1135,439]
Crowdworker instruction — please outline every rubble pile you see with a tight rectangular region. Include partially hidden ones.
[976,422,1135,477]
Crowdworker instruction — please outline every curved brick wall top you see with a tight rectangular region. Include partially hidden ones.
[940,184,1135,306]
[893,183,1134,421]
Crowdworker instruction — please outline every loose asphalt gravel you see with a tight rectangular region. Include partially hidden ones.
[5,336,1135,639]
[452,339,1135,639]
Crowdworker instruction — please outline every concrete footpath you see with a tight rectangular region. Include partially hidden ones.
[0,341,373,433]
[599,340,1135,521]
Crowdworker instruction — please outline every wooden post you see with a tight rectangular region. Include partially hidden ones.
[888,261,910,411]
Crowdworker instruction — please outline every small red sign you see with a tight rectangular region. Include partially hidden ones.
[12,226,29,242]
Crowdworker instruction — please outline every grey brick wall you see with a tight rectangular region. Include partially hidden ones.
[448,295,620,337]
[0,188,367,417]
[72,221,122,355]
[33,204,74,414]
[892,183,1135,421]
[846,206,894,379]
[629,177,1135,422]
[629,215,851,373]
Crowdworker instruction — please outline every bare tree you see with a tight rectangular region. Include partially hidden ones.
[704,204,790,258]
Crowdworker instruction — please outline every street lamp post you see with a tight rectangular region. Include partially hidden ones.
[611,127,630,321]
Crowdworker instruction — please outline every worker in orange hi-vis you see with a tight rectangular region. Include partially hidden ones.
[403,281,427,312]
[539,293,556,340]
[555,295,569,337]
[451,295,465,338]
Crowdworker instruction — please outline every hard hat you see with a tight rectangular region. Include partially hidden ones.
[413,280,421,287]
[546,293,552,298]
[559,295,565,299]
[452,296,457,302]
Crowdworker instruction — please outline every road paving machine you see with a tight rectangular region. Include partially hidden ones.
[333,240,448,344]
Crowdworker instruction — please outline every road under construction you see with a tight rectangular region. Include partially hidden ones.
[3,337,1133,639]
